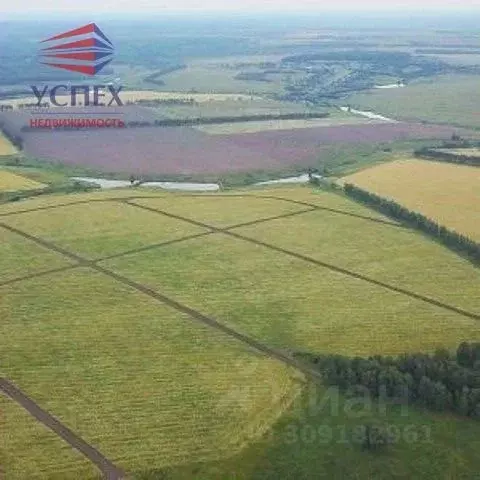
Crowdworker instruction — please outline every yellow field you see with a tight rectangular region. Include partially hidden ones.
[0,170,46,192]
[342,158,480,241]
[0,135,17,155]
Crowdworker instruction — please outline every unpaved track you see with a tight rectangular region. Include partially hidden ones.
[1,192,478,478]
[0,220,325,381]
[0,378,125,480]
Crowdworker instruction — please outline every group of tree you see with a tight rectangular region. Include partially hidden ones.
[414,146,480,167]
[305,342,480,419]
[343,183,480,264]
[128,112,330,128]
[0,123,23,149]
[126,98,198,107]
[143,64,186,86]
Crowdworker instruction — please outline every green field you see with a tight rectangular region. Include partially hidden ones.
[170,384,480,480]
[0,394,101,480]
[154,65,286,94]
[1,185,479,479]
[0,269,301,478]
[346,74,480,129]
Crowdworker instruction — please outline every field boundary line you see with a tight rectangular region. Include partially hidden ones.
[95,231,216,262]
[0,223,89,263]
[256,195,407,229]
[170,193,406,229]
[0,378,125,480]
[125,201,480,322]
[0,198,124,218]
[92,263,324,383]
[0,222,324,384]
[0,192,406,232]
[0,265,80,288]
[0,207,315,288]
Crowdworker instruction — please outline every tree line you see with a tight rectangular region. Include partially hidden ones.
[0,122,23,149]
[302,342,480,419]
[343,183,480,265]
[18,112,331,132]
[149,111,329,126]
[414,147,480,166]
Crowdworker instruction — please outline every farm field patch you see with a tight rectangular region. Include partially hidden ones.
[233,209,480,314]
[347,74,480,128]
[103,234,480,357]
[130,195,307,228]
[153,65,285,94]
[195,116,381,135]
[0,105,472,176]
[342,158,480,241]
[0,227,73,283]
[0,268,301,476]
[0,395,101,480]
[244,186,401,221]
[1,200,206,260]
[0,134,17,155]
[171,382,480,479]
[0,169,46,192]
[0,188,166,215]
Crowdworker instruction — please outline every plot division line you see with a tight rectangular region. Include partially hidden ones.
[0,222,324,383]
[0,378,125,480]
[125,200,480,322]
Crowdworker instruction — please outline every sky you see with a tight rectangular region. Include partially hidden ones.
[2,0,480,14]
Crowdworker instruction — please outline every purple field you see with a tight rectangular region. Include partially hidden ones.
[0,108,474,175]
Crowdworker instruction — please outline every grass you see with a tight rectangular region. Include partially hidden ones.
[0,134,17,155]
[146,97,325,121]
[0,169,46,192]
[103,233,480,357]
[234,209,480,314]
[1,200,206,260]
[0,395,101,480]
[346,74,480,129]
[167,383,480,480]
[2,186,480,478]
[0,227,73,283]
[0,268,301,477]
[153,65,285,95]
[342,158,480,242]
[243,185,400,219]
[130,195,306,228]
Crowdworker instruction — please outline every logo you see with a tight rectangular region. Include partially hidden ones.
[39,23,114,76]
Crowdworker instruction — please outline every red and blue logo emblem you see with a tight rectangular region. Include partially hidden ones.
[39,23,114,76]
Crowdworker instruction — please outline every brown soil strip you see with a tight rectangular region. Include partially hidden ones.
[0,378,125,480]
